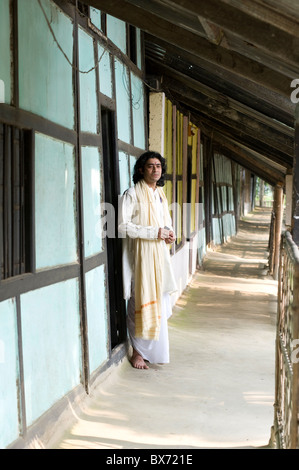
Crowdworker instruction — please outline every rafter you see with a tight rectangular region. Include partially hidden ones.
[166,0,299,69]
[83,0,292,97]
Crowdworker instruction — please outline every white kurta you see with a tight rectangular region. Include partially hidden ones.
[118,185,177,363]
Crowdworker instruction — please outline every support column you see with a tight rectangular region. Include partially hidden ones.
[259,179,264,207]
[273,183,284,280]
[285,173,293,230]
[148,92,165,155]
[293,104,299,245]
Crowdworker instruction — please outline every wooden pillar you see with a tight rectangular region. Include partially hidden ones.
[203,136,212,246]
[273,183,284,280]
[243,170,251,215]
[182,115,188,244]
[148,92,165,155]
[259,179,264,207]
[293,104,299,245]
[285,174,293,229]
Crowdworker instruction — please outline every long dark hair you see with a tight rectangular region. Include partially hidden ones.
[132,151,166,187]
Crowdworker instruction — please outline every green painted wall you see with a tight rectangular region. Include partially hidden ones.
[0,299,19,448]
[0,0,11,104]
[131,72,145,149]
[118,151,131,195]
[85,265,108,373]
[20,279,81,426]
[98,44,113,98]
[81,146,103,258]
[35,133,78,269]
[78,27,98,134]
[18,0,74,129]
[0,0,147,448]
[107,15,126,54]
[115,59,131,144]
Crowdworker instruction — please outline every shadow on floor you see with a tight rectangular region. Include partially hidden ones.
[53,208,277,450]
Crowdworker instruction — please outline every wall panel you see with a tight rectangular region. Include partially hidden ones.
[20,279,81,426]
[85,265,108,374]
[0,0,11,104]
[18,0,74,129]
[0,298,19,448]
[35,133,77,269]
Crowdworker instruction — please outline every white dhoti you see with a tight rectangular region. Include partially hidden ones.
[118,183,177,364]
[127,286,172,364]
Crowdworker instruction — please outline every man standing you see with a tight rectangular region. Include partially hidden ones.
[118,151,177,369]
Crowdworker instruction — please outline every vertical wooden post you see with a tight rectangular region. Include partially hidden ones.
[285,174,293,229]
[195,128,201,232]
[293,104,299,246]
[171,104,177,256]
[273,183,284,280]
[182,115,188,245]
[203,136,212,246]
[259,179,264,207]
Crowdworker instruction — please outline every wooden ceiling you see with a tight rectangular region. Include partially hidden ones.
[82,0,299,186]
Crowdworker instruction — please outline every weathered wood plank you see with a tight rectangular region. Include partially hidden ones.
[83,0,292,97]
[293,105,299,245]
[168,0,299,68]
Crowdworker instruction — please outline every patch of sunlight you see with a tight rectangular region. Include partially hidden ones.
[176,298,188,307]
[243,391,274,406]
[60,438,122,450]
[83,407,129,421]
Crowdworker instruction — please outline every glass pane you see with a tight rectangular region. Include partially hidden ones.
[35,133,77,269]
[81,146,103,257]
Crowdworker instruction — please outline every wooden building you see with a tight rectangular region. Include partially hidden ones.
[0,0,298,449]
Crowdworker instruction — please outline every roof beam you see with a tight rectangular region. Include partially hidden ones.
[152,68,294,159]
[82,0,292,97]
[165,89,292,169]
[225,0,299,30]
[168,0,299,68]
[212,133,286,185]
[145,36,295,123]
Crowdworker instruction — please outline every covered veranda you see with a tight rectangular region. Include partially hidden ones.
[51,207,277,449]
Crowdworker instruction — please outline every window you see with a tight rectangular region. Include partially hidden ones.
[0,124,32,280]
[128,25,137,65]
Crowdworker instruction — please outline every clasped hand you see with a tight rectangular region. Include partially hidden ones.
[158,227,176,244]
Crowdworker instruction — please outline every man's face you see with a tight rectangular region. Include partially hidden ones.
[141,158,162,187]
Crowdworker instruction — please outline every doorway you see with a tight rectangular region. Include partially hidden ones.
[101,108,126,349]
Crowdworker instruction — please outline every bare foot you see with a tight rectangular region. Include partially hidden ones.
[130,349,149,369]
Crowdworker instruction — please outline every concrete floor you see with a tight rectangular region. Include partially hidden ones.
[53,208,277,450]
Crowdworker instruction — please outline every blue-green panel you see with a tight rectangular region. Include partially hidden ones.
[85,265,108,373]
[78,27,98,133]
[35,133,77,269]
[81,146,103,257]
[131,73,145,149]
[118,151,130,195]
[197,227,206,265]
[228,187,234,211]
[0,0,11,104]
[212,218,222,245]
[106,15,126,54]
[20,279,81,426]
[0,299,19,448]
[90,7,102,30]
[115,59,131,144]
[18,0,74,129]
[98,44,113,98]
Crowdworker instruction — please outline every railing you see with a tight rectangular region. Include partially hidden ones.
[274,231,299,448]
